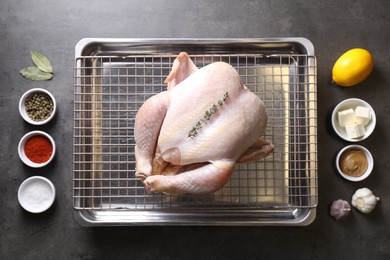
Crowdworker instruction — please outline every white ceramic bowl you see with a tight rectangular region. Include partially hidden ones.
[331,98,376,142]
[18,176,56,213]
[19,88,56,125]
[18,131,56,168]
[336,145,374,182]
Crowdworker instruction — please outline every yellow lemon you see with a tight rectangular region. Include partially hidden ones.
[332,48,374,87]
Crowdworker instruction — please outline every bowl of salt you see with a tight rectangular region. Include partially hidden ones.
[18,176,56,213]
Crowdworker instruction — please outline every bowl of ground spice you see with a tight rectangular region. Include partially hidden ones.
[19,88,56,125]
[18,131,56,168]
[336,144,374,182]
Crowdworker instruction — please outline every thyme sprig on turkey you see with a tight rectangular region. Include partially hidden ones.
[188,92,229,138]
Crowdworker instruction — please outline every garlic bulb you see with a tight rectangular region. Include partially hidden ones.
[351,188,380,214]
[330,199,351,220]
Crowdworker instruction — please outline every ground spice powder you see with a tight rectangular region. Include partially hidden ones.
[24,135,53,163]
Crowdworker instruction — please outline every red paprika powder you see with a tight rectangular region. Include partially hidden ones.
[24,135,53,163]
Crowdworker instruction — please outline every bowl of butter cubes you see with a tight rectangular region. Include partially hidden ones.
[332,98,376,142]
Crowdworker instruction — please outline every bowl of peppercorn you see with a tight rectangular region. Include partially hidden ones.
[18,131,56,168]
[19,88,56,125]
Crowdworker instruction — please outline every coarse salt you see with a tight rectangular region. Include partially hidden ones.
[18,177,55,213]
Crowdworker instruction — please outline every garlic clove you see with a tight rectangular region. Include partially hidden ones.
[351,188,380,214]
[330,199,351,220]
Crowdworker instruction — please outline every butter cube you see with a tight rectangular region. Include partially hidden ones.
[355,106,371,125]
[345,123,366,139]
[338,109,356,127]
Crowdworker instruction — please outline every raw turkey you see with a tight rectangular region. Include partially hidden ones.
[134,52,274,195]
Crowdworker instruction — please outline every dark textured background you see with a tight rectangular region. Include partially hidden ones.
[1,0,389,259]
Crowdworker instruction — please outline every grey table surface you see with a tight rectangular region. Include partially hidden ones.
[1,0,390,259]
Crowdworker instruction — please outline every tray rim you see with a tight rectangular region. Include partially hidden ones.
[75,37,315,58]
[74,208,317,227]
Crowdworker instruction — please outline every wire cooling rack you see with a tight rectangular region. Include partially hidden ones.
[73,54,317,212]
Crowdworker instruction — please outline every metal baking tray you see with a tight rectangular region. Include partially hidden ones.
[73,38,317,226]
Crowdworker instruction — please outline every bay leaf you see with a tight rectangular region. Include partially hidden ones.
[30,51,53,74]
[20,66,53,81]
